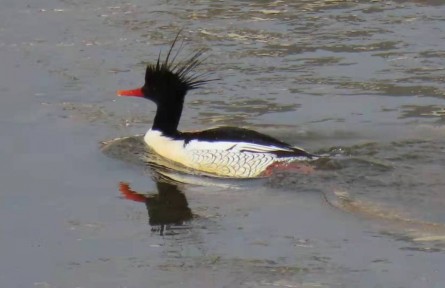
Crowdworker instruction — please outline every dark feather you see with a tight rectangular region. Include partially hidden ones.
[178,127,315,159]
[145,32,215,91]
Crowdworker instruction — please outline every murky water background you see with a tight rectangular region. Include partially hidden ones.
[1,0,445,287]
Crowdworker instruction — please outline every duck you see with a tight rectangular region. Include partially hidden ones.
[117,36,318,178]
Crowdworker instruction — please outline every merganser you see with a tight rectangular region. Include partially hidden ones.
[117,36,317,178]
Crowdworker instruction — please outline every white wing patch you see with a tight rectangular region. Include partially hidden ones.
[185,139,297,153]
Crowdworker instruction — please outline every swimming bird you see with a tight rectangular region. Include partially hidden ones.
[117,36,317,178]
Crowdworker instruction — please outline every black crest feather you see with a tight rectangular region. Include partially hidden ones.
[145,33,213,91]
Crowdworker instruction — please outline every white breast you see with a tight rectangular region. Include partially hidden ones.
[144,129,304,178]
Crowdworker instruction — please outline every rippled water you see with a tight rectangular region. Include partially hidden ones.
[2,0,445,287]
[101,0,445,232]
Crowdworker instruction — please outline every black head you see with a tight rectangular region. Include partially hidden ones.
[117,34,212,105]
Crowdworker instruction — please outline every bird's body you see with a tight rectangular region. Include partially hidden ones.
[144,127,313,178]
[117,35,317,178]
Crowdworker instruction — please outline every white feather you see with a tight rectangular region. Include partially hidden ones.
[183,139,299,153]
[144,129,310,178]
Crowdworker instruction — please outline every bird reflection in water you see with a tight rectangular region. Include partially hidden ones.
[119,180,193,236]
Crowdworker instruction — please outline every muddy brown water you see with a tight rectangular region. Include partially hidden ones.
[1,0,445,287]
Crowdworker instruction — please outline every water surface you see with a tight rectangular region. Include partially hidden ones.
[1,0,445,287]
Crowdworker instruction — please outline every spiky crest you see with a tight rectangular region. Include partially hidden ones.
[144,32,213,91]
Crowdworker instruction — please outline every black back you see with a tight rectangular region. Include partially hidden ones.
[178,127,314,158]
